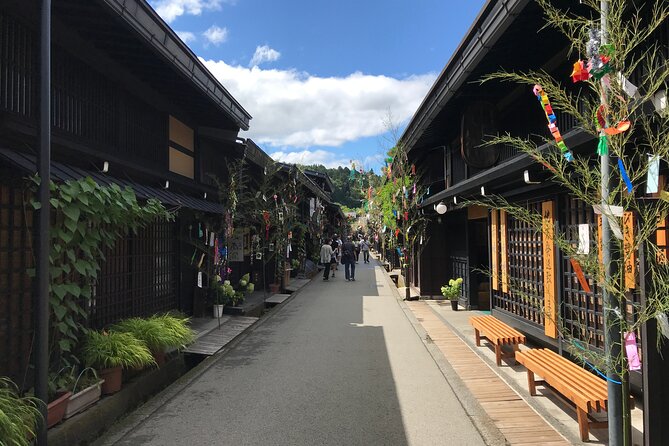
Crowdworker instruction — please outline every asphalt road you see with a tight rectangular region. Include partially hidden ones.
[96,261,488,446]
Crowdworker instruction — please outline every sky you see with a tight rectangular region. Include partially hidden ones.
[147,0,487,171]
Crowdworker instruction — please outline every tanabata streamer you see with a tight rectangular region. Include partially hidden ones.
[618,158,634,193]
[570,258,591,293]
[647,155,660,194]
[533,84,573,161]
[624,332,641,371]
[597,135,608,156]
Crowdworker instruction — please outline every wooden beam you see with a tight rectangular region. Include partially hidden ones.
[500,210,509,293]
[491,210,499,291]
[541,201,558,339]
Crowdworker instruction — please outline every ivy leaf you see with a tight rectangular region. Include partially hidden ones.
[52,284,67,300]
[64,283,81,298]
[32,201,42,210]
[49,198,60,209]
[58,339,72,352]
[62,205,80,223]
[74,260,89,276]
[52,303,67,320]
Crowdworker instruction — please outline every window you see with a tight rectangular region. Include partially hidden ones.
[168,116,195,179]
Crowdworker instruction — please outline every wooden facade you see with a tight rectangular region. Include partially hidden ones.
[402,0,668,442]
[0,0,260,384]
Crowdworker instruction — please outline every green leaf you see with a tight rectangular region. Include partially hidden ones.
[53,303,67,321]
[27,268,36,278]
[52,284,67,300]
[32,201,42,210]
[62,204,80,222]
[64,283,81,298]
[59,339,72,352]
[74,260,88,276]
[49,198,60,209]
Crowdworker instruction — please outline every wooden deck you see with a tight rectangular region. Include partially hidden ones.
[406,301,570,446]
[183,316,258,356]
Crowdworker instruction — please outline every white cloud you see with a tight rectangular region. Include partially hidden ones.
[150,0,233,23]
[201,58,436,148]
[249,45,281,67]
[270,150,351,168]
[202,25,229,45]
[176,31,197,44]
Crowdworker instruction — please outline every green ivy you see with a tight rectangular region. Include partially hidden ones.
[29,176,172,374]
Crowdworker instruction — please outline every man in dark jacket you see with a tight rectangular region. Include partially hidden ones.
[341,236,356,281]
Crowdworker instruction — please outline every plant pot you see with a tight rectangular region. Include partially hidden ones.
[47,391,72,428]
[450,300,459,311]
[213,304,225,318]
[65,381,103,419]
[269,283,281,294]
[153,350,166,367]
[99,366,123,395]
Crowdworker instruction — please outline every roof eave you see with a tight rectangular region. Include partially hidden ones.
[102,0,252,130]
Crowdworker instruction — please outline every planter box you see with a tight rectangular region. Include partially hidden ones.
[47,391,72,428]
[64,381,104,419]
[213,304,225,318]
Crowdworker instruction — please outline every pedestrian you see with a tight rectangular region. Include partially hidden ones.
[361,238,370,263]
[341,236,356,281]
[330,238,338,278]
[354,238,360,263]
[320,239,333,281]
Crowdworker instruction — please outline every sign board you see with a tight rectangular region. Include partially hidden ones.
[228,232,244,262]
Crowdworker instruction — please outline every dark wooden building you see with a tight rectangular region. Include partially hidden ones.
[401,0,668,443]
[0,0,268,384]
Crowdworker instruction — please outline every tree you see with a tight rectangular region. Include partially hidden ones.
[476,1,668,443]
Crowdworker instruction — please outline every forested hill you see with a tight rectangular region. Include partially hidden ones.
[300,164,380,209]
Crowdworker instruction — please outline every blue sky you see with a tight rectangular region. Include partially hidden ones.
[148,0,486,171]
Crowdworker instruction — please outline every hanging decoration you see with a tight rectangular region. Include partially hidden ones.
[586,28,613,81]
[570,60,591,83]
[624,332,642,371]
[533,84,573,161]
[597,134,608,156]
[618,158,634,193]
[411,164,416,175]
[263,211,271,240]
[570,257,591,293]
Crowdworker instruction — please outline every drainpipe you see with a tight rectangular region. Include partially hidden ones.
[36,0,52,444]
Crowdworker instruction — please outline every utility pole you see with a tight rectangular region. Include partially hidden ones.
[36,0,51,444]
[599,1,624,444]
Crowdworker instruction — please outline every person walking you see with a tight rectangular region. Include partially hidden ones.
[341,236,356,281]
[361,238,370,263]
[330,238,338,278]
[354,238,361,263]
[320,239,333,281]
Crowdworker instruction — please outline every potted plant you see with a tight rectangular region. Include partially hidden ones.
[47,369,74,428]
[290,259,300,277]
[0,377,41,444]
[441,278,464,311]
[81,330,155,394]
[113,314,195,367]
[65,368,104,419]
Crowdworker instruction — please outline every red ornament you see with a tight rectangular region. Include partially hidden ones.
[570,60,591,83]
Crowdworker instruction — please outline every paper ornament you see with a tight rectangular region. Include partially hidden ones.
[533,84,573,161]
[570,60,591,82]
[624,332,641,371]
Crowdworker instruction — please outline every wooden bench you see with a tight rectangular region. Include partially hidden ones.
[469,315,526,366]
[515,348,607,441]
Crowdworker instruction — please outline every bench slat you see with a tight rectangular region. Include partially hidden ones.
[470,316,526,345]
[530,349,608,404]
[520,349,608,402]
[516,349,607,412]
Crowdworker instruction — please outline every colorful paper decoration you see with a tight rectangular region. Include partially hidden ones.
[570,257,591,293]
[647,155,660,194]
[570,60,591,82]
[533,84,573,161]
[618,158,634,193]
[394,228,400,238]
[624,332,641,371]
[404,211,408,221]
[597,135,608,155]
[411,164,416,175]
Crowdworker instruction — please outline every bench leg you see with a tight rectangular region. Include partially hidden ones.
[512,344,519,365]
[495,345,502,366]
[577,407,590,442]
[475,328,481,347]
[527,370,537,396]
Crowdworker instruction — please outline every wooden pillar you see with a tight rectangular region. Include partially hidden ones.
[500,210,509,293]
[542,201,558,338]
[491,210,499,291]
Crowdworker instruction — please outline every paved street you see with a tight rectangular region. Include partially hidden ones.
[96,261,490,446]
